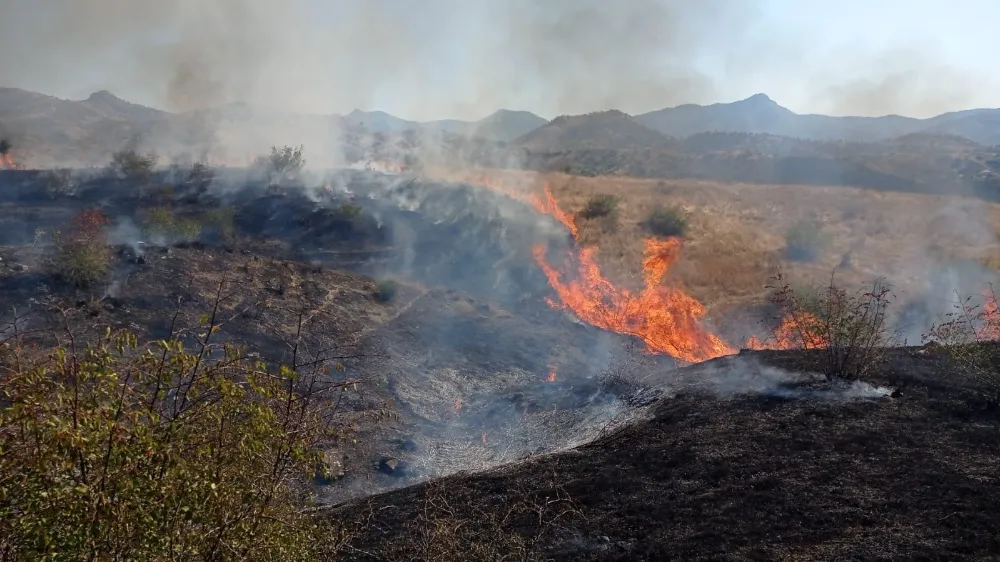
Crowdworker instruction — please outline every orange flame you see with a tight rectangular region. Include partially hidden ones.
[745,312,827,350]
[481,430,487,445]
[533,237,736,363]
[530,184,578,240]
[1,154,18,169]
[546,368,557,382]
[977,289,1000,341]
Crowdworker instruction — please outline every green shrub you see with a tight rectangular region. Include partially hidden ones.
[375,279,398,303]
[645,206,688,238]
[203,207,237,239]
[785,220,827,261]
[51,209,112,287]
[108,149,158,183]
[0,325,344,559]
[141,206,203,242]
[580,194,620,219]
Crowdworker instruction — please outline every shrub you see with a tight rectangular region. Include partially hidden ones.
[753,273,899,379]
[256,145,305,186]
[645,206,688,238]
[923,285,1000,401]
[186,161,215,190]
[0,319,348,559]
[108,149,158,183]
[203,207,237,240]
[40,168,75,199]
[141,206,203,242]
[375,278,398,302]
[580,194,620,219]
[784,220,827,261]
[51,208,112,287]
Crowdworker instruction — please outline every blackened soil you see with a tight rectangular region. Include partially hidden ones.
[329,348,1000,561]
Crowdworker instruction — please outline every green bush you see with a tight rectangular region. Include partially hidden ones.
[0,326,343,559]
[51,209,112,287]
[784,220,827,261]
[375,279,398,303]
[580,194,620,219]
[108,149,158,183]
[645,206,688,238]
[142,206,203,242]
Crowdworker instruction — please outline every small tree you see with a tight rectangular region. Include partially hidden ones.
[375,278,398,303]
[754,272,899,379]
[785,220,827,262]
[50,208,112,287]
[257,145,305,186]
[580,194,620,219]
[108,149,158,184]
[0,139,11,158]
[645,206,688,238]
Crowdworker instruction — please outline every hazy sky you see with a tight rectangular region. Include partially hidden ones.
[0,0,997,120]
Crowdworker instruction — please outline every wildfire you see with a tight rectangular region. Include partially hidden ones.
[533,237,736,363]
[481,430,487,445]
[745,312,828,350]
[977,289,1000,341]
[546,368,557,382]
[0,154,19,169]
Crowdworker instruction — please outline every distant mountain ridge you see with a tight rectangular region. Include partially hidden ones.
[2,86,1000,200]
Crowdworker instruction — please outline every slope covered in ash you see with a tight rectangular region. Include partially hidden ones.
[330,348,1000,561]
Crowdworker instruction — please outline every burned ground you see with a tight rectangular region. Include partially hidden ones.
[330,349,1000,561]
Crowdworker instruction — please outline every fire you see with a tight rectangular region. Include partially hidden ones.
[481,430,487,445]
[533,237,736,363]
[453,398,463,414]
[745,312,827,350]
[977,289,1000,341]
[546,368,557,382]
[0,154,19,169]
[530,184,579,240]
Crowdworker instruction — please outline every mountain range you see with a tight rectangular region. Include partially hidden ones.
[2,86,1000,199]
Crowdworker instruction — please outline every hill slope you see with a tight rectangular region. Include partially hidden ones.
[635,93,1000,146]
[516,110,673,151]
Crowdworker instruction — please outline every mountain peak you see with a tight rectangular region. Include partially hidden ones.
[86,90,123,103]
[739,93,777,107]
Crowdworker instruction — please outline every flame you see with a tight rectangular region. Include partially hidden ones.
[546,368,557,382]
[533,237,736,363]
[978,289,1000,341]
[745,312,827,350]
[530,184,578,240]
[1,154,19,169]
[366,159,408,175]
[481,430,487,445]
[453,399,464,414]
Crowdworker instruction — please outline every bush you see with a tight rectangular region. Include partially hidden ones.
[203,207,237,240]
[375,278,398,302]
[141,206,203,242]
[923,285,1000,402]
[51,208,112,287]
[40,168,75,199]
[108,149,158,183]
[784,220,827,261]
[753,272,899,379]
[0,320,346,559]
[645,206,688,238]
[580,194,620,219]
[256,145,305,186]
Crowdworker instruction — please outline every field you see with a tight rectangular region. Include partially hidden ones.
[432,169,1000,343]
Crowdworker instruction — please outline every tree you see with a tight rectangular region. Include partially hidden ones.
[0,139,11,157]
[107,148,158,183]
[50,208,112,287]
[257,145,306,185]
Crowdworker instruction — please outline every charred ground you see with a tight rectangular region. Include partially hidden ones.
[331,348,1000,561]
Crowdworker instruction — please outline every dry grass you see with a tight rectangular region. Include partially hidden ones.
[433,169,1000,330]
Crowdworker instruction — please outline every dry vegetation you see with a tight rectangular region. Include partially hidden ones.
[523,172,1000,321]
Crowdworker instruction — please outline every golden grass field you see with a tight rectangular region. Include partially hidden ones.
[450,171,1000,335]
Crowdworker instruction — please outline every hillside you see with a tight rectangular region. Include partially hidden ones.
[635,93,1000,146]
[515,110,673,151]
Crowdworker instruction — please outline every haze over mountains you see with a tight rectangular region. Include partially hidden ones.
[2,86,1000,200]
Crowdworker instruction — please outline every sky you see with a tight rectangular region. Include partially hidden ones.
[0,0,997,121]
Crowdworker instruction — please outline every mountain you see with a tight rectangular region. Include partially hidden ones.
[515,110,673,151]
[343,109,417,133]
[635,93,1000,146]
